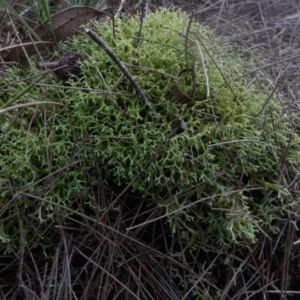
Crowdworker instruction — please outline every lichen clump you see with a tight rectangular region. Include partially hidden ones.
[1,8,300,250]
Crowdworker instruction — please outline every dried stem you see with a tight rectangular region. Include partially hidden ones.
[85,28,160,122]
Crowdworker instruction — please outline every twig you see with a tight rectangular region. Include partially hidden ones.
[0,101,65,114]
[85,29,159,121]
[135,0,148,49]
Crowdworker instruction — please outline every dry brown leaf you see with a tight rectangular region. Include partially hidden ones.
[174,84,192,104]
[174,68,194,104]
[6,6,110,63]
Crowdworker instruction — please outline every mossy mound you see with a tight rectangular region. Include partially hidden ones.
[1,8,300,251]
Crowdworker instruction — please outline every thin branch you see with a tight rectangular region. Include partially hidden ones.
[0,101,65,114]
[85,29,160,121]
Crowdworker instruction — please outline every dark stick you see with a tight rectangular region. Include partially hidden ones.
[85,29,159,121]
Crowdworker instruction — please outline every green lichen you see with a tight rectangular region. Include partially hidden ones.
[1,8,300,251]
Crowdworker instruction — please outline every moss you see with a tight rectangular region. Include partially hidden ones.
[1,8,300,251]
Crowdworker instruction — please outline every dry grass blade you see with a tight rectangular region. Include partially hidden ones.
[1,1,300,299]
